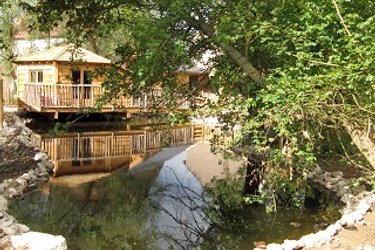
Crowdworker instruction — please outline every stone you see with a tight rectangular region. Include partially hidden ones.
[266,243,283,250]
[341,211,363,226]
[356,201,371,215]
[341,193,354,204]
[16,178,27,188]
[21,173,31,181]
[15,224,30,234]
[0,219,14,228]
[0,184,5,194]
[3,226,17,235]
[0,196,8,211]
[337,185,350,198]
[324,223,340,237]
[5,179,18,188]
[11,232,67,250]
[331,171,344,179]
[7,188,21,198]
[33,152,47,162]
[282,239,300,249]
[324,172,332,181]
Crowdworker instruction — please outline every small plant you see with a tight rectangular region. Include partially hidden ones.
[48,122,70,136]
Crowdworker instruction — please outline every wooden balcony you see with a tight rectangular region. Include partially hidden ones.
[18,83,190,115]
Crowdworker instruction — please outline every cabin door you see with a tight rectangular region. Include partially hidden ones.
[83,71,92,101]
[72,70,92,106]
[72,70,80,104]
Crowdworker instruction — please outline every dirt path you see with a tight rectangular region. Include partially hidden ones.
[309,206,375,250]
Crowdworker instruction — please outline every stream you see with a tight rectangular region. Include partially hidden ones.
[8,122,340,249]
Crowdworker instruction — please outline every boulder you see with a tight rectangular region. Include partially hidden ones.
[0,196,8,211]
[11,232,67,250]
[33,152,47,162]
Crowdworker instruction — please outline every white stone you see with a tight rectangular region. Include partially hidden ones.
[11,232,67,250]
[324,223,340,237]
[266,243,283,250]
[33,152,47,161]
[282,239,300,249]
[0,196,8,211]
[356,201,371,215]
[341,211,363,226]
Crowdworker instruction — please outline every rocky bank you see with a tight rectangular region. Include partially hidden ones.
[0,113,67,250]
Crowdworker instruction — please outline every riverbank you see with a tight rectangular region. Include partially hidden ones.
[0,112,67,249]
[0,111,374,249]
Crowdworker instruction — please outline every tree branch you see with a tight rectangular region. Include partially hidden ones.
[331,0,352,37]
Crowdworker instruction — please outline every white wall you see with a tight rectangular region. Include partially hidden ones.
[14,38,65,56]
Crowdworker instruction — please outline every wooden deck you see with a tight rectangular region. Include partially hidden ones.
[18,83,190,116]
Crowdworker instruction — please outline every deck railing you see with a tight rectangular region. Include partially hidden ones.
[21,83,190,110]
[31,126,200,162]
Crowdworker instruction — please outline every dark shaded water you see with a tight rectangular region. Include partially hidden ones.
[9,124,340,249]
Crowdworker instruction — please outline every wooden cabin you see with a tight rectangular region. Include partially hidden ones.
[16,45,116,118]
[15,45,215,119]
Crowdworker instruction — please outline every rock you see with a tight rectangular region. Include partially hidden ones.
[33,152,47,161]
[337,185,350,198]
[15,224,30,234]
[357,201,372,215]
[341,193,355,204]
[3,226,17,235]
[5,179,18,188]
[11,232,67,250]
[331,171,344,179]
[282,239,300,249]
[324,223,341,237]
[7,188,21,198]
[324,172,332,181]
[0,184,5,194]
[341,211,363,226]
[0,219,14,228]
[0,196,8,211]
[266,243,283,250]
[21,173,31,181]
[41,159,53,170]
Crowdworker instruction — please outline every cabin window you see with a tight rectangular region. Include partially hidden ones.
[189,75,199,90]
[30,70,43,83]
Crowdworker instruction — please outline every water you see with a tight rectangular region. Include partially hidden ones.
[9,123,340,249]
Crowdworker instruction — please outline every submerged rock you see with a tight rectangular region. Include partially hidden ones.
[11,232,67,250]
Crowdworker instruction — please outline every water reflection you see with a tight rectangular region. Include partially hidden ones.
[31,125,196,177]
[9,124,341,249]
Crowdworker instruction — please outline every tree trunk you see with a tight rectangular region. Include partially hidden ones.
[188,18,264,83]
[345,123,375,170]
[88,33,100,55]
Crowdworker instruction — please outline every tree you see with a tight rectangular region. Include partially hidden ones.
[0,0,21,80]
[23,0,375,200]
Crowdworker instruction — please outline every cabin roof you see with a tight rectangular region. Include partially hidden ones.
[15,45,111,64]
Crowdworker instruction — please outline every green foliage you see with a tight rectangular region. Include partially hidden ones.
[25,0,375,206]
[207,174,245,212]
[48,122,70,136]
